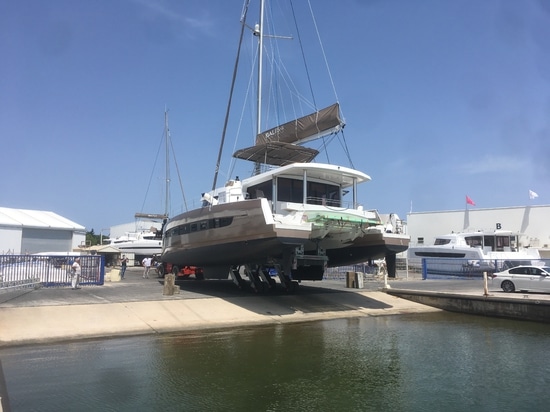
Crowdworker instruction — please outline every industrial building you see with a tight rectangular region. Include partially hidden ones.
[0,207,86,254]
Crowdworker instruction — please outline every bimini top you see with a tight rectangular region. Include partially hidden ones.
[233,103,343,166]
[232,141,319,166]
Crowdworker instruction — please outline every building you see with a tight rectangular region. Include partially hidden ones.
[0,207,86,254]
[407,205,550,252]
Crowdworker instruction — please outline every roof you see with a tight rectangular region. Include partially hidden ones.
[233,142,319,166]
[0,207,85,230]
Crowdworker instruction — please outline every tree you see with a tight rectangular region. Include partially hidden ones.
[86,229,101,246]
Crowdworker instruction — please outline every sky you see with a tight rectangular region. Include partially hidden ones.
[1,0,549,235]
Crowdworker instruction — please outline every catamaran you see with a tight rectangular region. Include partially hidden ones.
[161,0,409,290]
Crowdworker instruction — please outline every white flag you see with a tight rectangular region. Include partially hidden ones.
[529,190,539,200]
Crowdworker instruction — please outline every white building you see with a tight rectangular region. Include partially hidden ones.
[0,207,86,254]
[407,205,550,252]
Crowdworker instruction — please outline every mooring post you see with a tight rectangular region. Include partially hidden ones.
[163,273,177,295]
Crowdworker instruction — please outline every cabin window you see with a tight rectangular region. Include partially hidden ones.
[247,181,273,200]
[417,237,424,245]
[465,236,482,247]
[277,178,303,202]
[496,236,511,251]
[248,178,341,205]
[434,238,451,245]
[483,236,495,251]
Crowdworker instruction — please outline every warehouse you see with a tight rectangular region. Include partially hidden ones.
[0,207,86,254]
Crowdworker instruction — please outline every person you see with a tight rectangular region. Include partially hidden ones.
[120,255,128,279]
[71,258,81,290]
[142,256,152,279]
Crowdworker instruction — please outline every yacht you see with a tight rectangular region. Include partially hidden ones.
[407,230,541,275]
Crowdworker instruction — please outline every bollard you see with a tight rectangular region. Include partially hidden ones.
[163,273,176,295]
[346,271,355,288]
[354,272,364,289]
[109,268,121,282]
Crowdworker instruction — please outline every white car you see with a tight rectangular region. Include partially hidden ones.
[492,265,550,293]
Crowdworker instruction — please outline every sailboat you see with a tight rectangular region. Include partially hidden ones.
[161,0,409,290]
[109,111,172,260]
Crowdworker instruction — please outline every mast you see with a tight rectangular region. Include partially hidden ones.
[257,0,265,138]
[253,0,265,175]
[164,109,171,218]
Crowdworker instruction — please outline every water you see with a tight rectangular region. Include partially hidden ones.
[1,312,549,412]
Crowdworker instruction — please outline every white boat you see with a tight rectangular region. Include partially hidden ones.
[407,230,541,275]
[108,223,164,258]
[161,0,409,289]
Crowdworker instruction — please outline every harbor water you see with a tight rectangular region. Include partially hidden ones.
[1,311,549,412]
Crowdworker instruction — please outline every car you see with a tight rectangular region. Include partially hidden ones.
[491,265,550,293]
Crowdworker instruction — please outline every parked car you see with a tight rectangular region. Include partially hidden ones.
[154,257,204,280]
[491,265,550,293]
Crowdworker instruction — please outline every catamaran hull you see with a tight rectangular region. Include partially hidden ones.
[162,199,410,279]
[326,231,409,267]
[162,199,313,279]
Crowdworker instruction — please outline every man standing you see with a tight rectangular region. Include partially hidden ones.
[142,256,152,279]
[120,255,128,279]
[71,258,81,290]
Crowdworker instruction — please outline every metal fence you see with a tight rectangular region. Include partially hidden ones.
[418,257,550,280]
[0,255,105,290]
[324,262,387,281]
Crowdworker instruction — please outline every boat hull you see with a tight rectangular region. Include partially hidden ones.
[111,240,162,258]
[162,199,312,279]
[326,231,410,267]
[162,199,410,279]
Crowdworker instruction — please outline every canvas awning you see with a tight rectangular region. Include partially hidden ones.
[233,142,319,166]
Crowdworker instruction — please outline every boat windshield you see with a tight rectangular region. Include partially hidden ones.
[465,236,482,247]
[434,238,451,245]
[247,178,341,206]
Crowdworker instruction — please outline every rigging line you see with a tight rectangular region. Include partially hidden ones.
[212,0,251,191]
[227,50,256,181]
[339,129,355,169]
[290,0,316,110]
[307,0,340,108]
[140,125,165,215]
[169,136,188,213]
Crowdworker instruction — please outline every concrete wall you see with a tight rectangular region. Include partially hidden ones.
[387,289,550,323]
[407,205,550,249]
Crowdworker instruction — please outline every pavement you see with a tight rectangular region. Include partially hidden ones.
[0,268,441,347]
[4,267,544,347]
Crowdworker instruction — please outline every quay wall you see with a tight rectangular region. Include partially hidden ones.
[386,289,550,323]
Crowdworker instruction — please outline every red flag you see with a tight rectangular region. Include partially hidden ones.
[466,195,475,206]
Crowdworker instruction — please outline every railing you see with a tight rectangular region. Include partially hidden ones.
[416,257,549,280]
[0,255,105,291]
[324,262,386,281]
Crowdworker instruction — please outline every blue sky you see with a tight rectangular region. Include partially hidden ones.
[1,0,549,234]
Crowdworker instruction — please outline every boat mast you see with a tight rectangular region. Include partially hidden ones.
[164,109,171,218]
[257,0,265,138]
[253,0,265,175]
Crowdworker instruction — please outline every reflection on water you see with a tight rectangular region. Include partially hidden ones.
[1,312,550,412]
